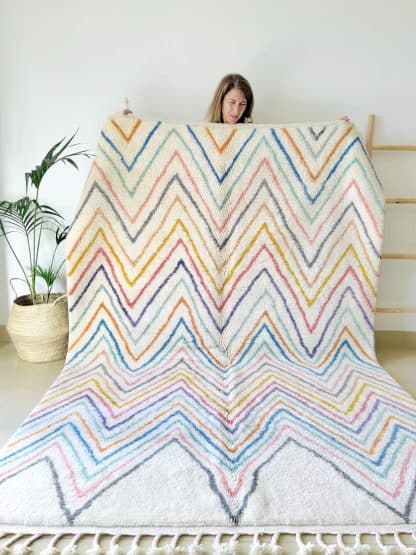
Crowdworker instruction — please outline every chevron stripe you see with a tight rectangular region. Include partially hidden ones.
[1,116,415,531]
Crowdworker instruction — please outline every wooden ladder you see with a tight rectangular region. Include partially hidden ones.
[366,114,416,314]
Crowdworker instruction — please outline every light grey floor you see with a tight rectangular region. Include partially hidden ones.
[0,342,415,553]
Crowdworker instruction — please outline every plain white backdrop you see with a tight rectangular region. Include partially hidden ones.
[1,0,415,329]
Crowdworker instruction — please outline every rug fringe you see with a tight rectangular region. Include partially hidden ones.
[1,531,416,554]
[85,533,103,555]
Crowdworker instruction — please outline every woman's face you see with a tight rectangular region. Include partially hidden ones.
[221,88,247,124]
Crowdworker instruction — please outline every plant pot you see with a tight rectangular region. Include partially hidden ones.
[6,293,69,363]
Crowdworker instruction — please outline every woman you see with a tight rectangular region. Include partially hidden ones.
[207,73,254,124]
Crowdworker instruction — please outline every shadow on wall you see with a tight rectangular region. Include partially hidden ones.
[0,241,9,325]
[0,138,9,324]
[0,130,9,326]
[0,149,10,324]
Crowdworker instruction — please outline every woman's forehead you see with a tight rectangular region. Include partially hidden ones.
[224,88,247,102]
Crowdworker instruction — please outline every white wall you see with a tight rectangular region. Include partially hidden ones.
[1,0,416,329]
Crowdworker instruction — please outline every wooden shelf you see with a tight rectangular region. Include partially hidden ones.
[385,198,416,204]
[381,254,416,260]
[376,308,416,314]
[373,145,416,152]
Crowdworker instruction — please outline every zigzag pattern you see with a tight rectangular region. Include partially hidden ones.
[1,116,416,528]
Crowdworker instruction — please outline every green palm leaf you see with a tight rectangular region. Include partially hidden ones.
[2,130,91,300]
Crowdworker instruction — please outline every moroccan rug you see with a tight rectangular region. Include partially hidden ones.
[0,114,415,554]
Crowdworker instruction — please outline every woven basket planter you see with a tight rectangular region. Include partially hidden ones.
[6,294,69,363]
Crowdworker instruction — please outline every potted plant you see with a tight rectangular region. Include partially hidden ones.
[0,132,90,362]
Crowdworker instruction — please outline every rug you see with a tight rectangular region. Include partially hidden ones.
[0,114,415,553]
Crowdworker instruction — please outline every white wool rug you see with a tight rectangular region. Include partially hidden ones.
[0,115,415,553]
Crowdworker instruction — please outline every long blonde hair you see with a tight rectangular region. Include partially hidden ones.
[206,74,254,123]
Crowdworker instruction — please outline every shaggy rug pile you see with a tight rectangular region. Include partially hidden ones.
[0,115,415,552]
